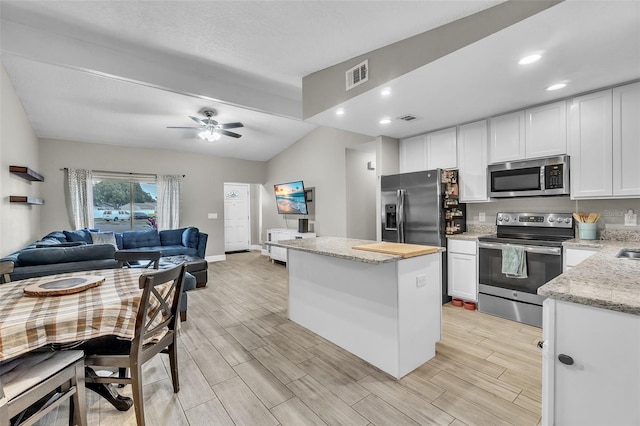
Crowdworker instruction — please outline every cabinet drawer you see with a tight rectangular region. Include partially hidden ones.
[447,239,476,255]
[565,248,598,267]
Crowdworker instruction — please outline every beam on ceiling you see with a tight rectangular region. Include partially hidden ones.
[302,0,563,120]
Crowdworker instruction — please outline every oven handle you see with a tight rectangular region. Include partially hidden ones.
[478,241,561,256]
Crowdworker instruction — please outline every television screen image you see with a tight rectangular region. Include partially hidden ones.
[274,181,308,215]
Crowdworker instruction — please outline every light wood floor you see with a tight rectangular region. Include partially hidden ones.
[45,250,543,425]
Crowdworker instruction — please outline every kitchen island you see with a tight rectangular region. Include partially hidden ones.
[538,240,640,426]
[269,236,445,379]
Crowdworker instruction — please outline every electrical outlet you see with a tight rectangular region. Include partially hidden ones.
[207,213,218,219]
[416,275,427,288]
[479,212,486,222]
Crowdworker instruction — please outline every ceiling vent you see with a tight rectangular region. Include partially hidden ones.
[345,60,368,91]
[396,114,422,122]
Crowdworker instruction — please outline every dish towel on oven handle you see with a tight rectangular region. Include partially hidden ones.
[501,245,528,278]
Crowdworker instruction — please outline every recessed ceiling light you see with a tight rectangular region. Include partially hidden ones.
[379,118,391,125]
[336,108,345,116]
[519,54,542,65]
[546,83,567,91]
[381,87,392,96]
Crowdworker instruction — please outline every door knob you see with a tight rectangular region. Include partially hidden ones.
[558,354,574,365]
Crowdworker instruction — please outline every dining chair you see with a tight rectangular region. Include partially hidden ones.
[84,262,186,426]
[0,350,87,426]
[114,250,161,269]
[0,261,13,284]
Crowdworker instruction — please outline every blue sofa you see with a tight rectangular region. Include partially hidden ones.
[1,227,208,321]
[1,227,208,283]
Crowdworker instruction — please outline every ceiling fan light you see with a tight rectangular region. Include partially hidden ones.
[198,129,221,141]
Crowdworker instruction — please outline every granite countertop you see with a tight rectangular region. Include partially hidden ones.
[538,240,640,315]
[446,224,496,241]
[447,232,490,241]
[268,236,445,265]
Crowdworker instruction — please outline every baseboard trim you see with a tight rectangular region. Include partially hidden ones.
[250,244,262,251]
[205,255,226,263]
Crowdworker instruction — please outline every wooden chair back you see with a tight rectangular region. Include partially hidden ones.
[84,262,186,426]
[0,261,13,284]
[114,251,161,270]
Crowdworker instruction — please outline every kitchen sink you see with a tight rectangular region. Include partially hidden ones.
[616,249,640,259]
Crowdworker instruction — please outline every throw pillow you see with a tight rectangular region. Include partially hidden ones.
[182,227,199,248]
[63,229,93,244]
[90,231,118,249]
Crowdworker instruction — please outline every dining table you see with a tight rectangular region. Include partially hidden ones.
[0,268,146,362]
[0,268,147,411]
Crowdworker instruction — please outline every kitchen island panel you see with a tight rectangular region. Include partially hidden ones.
[288,249,441,379]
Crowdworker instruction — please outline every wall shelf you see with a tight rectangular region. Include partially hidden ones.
[9,196,45,205]
[9,166,44,182]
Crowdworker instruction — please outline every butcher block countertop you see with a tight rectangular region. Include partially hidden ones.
[268,237,445,264]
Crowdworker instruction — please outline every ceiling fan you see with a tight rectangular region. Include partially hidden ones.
[167,109,243,141]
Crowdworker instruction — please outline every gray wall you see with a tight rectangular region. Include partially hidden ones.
[263,126,373,238]
[346,147,377,240]
[1,65,41,256]
[38,139,266,257]
[302,1,561,119]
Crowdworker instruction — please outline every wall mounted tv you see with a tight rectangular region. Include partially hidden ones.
[274,180,308,215]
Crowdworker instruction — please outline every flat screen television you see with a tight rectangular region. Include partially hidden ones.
[274,180,308,215]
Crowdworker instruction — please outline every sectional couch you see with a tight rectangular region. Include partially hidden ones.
[1,227,208,283]
[1,227,209,321]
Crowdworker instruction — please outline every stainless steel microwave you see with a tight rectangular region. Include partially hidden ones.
[488,155,570,198]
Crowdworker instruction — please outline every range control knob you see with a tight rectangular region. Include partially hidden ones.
[565,218,572,224]
[504,216,510,222]
[548,217,555,223]
[498,216,503,221]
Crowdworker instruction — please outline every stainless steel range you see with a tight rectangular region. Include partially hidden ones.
[477,212,574,327]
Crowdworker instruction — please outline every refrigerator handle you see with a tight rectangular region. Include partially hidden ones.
[397,189,405,243]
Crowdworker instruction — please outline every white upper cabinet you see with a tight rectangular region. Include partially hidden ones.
[489,111,525,164]
[490,102,568,164]
[526,100,567,159]
[612,82,640,197]
[570,89,613,198]
[457,120,488,202]
[426,127,457,169]
[399,127,456,173]
[399,135,427,173]
[570,82,640,199]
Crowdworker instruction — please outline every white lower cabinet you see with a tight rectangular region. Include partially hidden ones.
[563,247,598,272]
[542,299,640,426]
[267,228,315,262]
[447,239,477,302]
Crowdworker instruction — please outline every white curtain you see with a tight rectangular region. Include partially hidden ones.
[156,175,182,230]
[67,168,94,229]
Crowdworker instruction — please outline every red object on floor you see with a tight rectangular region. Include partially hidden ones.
[463,301,476,310]
[452,298,463,307]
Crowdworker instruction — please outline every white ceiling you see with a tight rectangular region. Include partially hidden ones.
[1,1,638,161]
[308,0,640,138]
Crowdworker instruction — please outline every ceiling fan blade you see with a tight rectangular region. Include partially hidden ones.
[189,116,207,126]
[220,122,244,129]
[220,130,242,138]
[167,126,201,129]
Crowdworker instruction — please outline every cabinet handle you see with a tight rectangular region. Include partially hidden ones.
[537,340,544,351]
[558,354,574,365]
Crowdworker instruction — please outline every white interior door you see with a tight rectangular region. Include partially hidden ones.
[224,183,250,252]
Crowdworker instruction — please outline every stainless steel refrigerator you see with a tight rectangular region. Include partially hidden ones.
[381,169,459,304]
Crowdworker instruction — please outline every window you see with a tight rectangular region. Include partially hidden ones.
[92,173,157,232]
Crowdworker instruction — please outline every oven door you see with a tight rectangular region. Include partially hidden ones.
[478,241,562,305]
